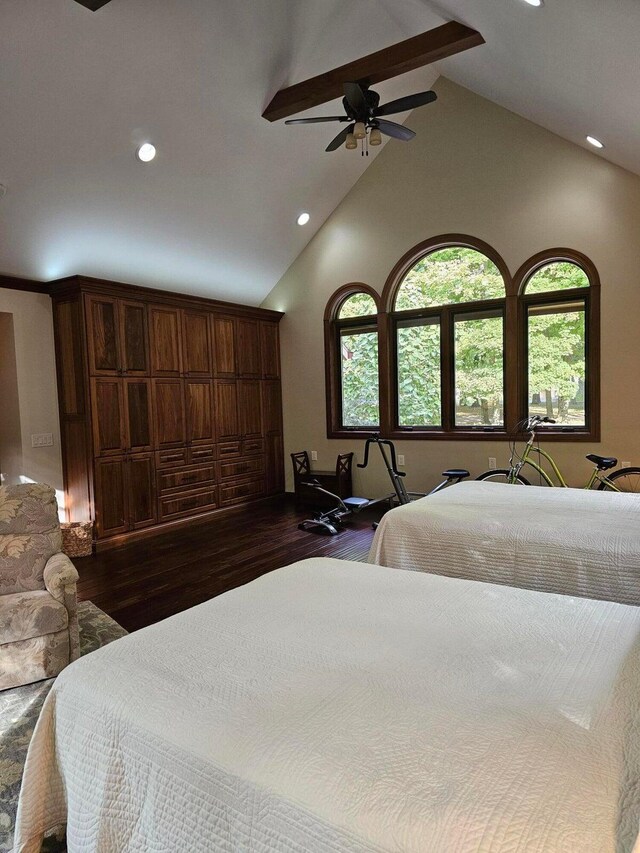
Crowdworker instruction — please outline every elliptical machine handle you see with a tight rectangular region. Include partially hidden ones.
[356,434,379,469]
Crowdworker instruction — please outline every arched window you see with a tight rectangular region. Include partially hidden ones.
[323,242,600,441]
[388,239,508,432]
[517,253,598,431]
[324,285,380,434]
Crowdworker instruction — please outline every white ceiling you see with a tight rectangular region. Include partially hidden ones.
[1,0,639,304]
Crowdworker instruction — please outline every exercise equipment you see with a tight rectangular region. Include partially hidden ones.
[297,435,469,535]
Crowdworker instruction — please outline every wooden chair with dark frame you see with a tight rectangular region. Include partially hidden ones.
[291,451,354,507]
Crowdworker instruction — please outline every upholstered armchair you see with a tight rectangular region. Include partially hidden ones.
[0,483,80,690]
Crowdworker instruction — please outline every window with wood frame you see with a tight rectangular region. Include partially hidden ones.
[519,257,595,432]
[392,245,506,432]
[325,287,381,433]
[324,240,600,441]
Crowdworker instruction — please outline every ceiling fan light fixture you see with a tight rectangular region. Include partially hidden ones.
[345,133,357,150]
[353,122,366,140]
[369,127,382,146]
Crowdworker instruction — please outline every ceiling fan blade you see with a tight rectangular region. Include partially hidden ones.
[285,117,347,125]
[73,0,113,9]
[375,90,437,117]
[326,125,354,152]
[343,82,367,116]
[376,119,416,141]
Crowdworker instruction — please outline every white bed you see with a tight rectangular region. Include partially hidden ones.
[15,557,640,852]
[369,480,640,605]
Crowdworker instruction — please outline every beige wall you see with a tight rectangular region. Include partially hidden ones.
[0,289,64,505]
[262,79,640,497]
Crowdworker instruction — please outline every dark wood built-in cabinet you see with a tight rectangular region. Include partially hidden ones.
[51,276,284,548]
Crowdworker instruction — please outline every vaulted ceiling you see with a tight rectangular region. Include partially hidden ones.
[1,0,638,304]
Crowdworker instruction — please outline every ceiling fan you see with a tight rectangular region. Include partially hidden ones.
[73,0,113,10]
[285,82,437,152]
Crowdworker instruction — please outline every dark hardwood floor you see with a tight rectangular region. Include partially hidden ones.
[76,496,384,632]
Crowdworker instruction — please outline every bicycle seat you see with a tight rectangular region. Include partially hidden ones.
[586,453,617,471]
[442,469,470,480]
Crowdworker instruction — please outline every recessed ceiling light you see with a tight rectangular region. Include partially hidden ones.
[521,0,543,6]
[297,212,310,226]
[586,136,604,149]
[136,143,157,162]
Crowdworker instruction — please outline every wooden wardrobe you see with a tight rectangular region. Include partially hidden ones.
[51,276,284,549]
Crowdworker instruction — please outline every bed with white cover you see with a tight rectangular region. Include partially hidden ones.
[15,557,640,853]
[369,480,640,605]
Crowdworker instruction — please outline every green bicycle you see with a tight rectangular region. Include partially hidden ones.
[476,415,640,492]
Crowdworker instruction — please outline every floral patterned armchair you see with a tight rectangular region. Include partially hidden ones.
[0,483,79,690]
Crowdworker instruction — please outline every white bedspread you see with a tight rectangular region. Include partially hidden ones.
[369,480,640,605]
[15,557,640,852]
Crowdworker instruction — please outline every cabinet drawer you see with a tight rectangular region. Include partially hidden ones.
[159,486,217,520]
[219,477,264,506]
[218,440,241,458]
[242,437,264,455]
[189,443,215,464]
[218,456,264,481]
[158,464,216,494]
[156,448,188,468]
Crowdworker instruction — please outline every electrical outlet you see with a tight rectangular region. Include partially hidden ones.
[397,454,405,466]
[31,433,53,447]
[311,451,318,461]
[488,457,497,470]
[621,460,631,468]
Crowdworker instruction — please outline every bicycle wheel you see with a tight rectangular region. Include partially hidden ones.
[476,469,530,485]
[598,467,640,493]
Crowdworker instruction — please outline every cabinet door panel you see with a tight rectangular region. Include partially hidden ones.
[185,380,214,446]
[236,319,261,378]
[212,316,236,377]
[261,380,282,435]
[153,379,185,448]
[127,453,157,529]
[238,380,262,439]
[124,379,153,452]
[150,306,182,376]
[183,311,212,376]
[87,296,120,375]
[215,380,240,441]
[91,378,125,456]
[95,457,128,537]
[265,432,284,495]
[120,301,148,375]
[260,322,280,379]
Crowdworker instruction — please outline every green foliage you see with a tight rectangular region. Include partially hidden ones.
[455,316,504,425]
[341,330,379,426]
[339,293,377,319]
[528,309,585,423]
[338,259,588,429]
[395,247,504,310]
[525,262,588,294]
[397,323,441,425]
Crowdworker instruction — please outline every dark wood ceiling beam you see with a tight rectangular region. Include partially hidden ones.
[262,21,484,122]
[73,0,113,11]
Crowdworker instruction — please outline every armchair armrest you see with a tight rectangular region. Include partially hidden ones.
[44,552,79,602]
[44,551,81,662]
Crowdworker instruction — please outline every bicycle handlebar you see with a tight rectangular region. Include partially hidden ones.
[524,415,556,431]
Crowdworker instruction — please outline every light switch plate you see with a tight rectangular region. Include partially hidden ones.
[311,451,318,461]
[488,457,497,469]
[31,433,53,447]
[397,454,405,465]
